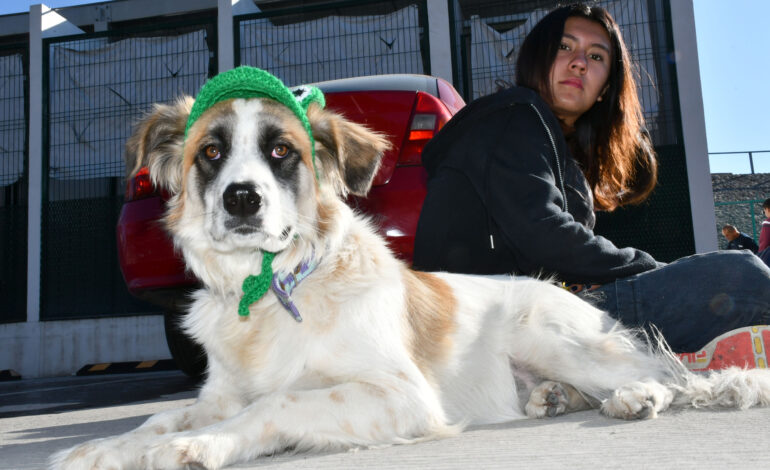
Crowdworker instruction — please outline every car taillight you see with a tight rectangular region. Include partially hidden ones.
[126,166,156,201]
[399,91,453,165]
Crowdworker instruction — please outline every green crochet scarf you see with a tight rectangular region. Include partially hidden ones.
[184,66,325,317]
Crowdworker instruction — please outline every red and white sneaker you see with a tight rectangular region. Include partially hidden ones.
[677,325,770,371]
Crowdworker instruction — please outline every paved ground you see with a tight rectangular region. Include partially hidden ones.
[1,370,768,469]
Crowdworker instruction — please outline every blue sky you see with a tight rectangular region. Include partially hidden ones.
[1,0,767,175]
[693,0,770,173]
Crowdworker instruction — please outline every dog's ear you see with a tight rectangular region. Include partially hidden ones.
[307,104,390,197]
[125,96,193,195]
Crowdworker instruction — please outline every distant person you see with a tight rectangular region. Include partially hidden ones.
[759,198,770,253]
[756,199,770,267]
[722,224,758,253]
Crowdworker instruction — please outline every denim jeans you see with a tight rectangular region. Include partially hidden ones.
[581,250,770,352]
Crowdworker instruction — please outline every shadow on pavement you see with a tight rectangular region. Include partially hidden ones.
[0,371,200,419]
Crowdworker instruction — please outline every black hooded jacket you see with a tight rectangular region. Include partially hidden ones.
[412,86,658,284]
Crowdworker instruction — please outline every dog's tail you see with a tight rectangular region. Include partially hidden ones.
[651,330,770,410]
[670,367,770,409]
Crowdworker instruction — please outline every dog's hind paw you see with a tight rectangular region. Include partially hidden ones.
[525,381,570,418]
[601,381,673,420]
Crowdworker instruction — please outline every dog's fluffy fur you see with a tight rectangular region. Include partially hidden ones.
[52,95,770,470]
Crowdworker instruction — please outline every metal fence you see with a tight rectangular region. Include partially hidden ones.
[0,44,28,324]
[448,0,691,261]
[235,0,429,86]
[40,18,216,320]
[5,0,695,321]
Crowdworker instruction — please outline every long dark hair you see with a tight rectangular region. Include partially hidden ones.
[516,3,657,211]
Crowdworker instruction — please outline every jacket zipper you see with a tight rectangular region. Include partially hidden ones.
[528,103,568,212]
[487,103,569,251]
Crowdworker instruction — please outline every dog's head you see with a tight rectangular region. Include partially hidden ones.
[126,68,389,257]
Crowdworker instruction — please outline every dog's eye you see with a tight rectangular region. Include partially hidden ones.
[204,145,221,161]
[271,144,289,159]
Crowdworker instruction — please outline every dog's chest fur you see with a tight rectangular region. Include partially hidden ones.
[185,225,412,395]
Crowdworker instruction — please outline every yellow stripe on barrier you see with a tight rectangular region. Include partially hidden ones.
[136,360,158,369]
[89,363,110,372]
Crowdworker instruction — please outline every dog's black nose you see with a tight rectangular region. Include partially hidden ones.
[223,183,261,217]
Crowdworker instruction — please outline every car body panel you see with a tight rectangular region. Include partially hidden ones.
[323,90,415,186]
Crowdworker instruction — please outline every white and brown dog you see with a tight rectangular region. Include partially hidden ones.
[52,68,770,470]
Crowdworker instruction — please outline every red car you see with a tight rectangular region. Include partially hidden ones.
[117,74,466,375]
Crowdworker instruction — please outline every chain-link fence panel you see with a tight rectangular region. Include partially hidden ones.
[0,45,27,323]
[41,19,215,320]
[236,0,429,86]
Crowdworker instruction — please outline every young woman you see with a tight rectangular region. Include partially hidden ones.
[413,3,770,353]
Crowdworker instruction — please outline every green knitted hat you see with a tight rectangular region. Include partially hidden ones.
[185,66,325,176]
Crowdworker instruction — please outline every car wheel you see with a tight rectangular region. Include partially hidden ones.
[163,309,207,378]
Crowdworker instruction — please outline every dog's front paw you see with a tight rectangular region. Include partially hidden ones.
[525,381,570,418]
[49,438,124,470]
[601,381,673,420]
[144,434,236,470]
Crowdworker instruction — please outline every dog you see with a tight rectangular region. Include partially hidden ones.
[51,67,770,470]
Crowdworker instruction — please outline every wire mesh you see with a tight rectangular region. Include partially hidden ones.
[0,47,28,323]
[237,0,428,86]
[40,22,214,320]
[594,145,694,261]
[47,31,210,193]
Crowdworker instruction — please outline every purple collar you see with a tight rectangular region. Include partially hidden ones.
[271,256,318,323]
